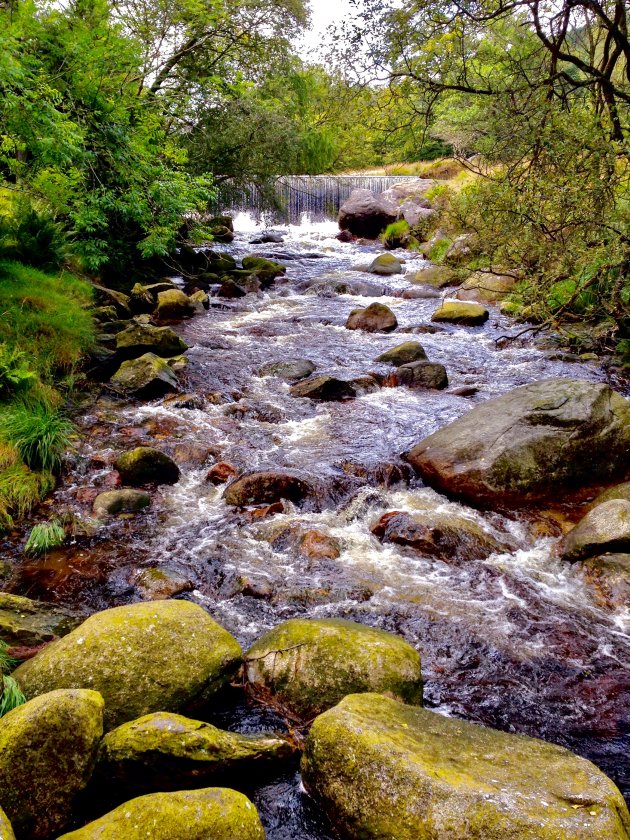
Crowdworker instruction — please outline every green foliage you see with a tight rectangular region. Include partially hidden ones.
[0,201,69,270]
[0,676,26,718]
[0,346,36,398]
[24,520,66,555]
[0,400,74,473]
[0,464,55,531]
[0,641,15,675]
[428,238,453,264]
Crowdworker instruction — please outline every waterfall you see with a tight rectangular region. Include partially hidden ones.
[216,175,420,225]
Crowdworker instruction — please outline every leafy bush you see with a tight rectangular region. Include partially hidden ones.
[0,400,74,473]
[0,202,69,270]
[25,520,66,555]
[0,345,36,398]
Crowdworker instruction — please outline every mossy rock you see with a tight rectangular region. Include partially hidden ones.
[93,285,131,318]
[346,303,398,333]
[0,689,104,840]
[241,256,286,277]
[590,481,630,508]
[375,341,427,366]
[0,807,15,840]
[156,289,195,321]
[129,283,155,315]
[223,471,315,507]
[0,593,81,647]
[431,301,489,326]
[368,253,403,276]
[96,711,295,796]
[396,360,448,390]
[289,375,355,402]
[302,693,630,840]
[93,489,151,517]
[245,618,422,720]
[114,447,180,486]
[135,568,193,601]
[561,499,630,562]
[259,359,316,381]
[414,265,458,288]
[14,601,242,730]
[115,324,188,360]
[455,271,516,303]
[57,788,265,840]
[111,353,179,398]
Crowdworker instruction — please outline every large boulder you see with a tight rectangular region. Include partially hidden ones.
[561,500,630,562]
[114,447,180,486]
[245,618,422,719]
[455,271,516,303]
[0,808,14,840]
[302,693,630,840]
[115,324,188,360]
[93,285,131,318]
[57,788,265,840]
[14,601,242,730]
[431,300,489,325]
[406,379,630,506]
[368,253,403,276]
[96,712,295,796]
[93,489,152,517]
[289,375,355,401]
[223,471,315,507]
[0,593,80,648]
[0,689,104,840]
[338,189,398,238]
[156,289,195,320]
[376,341,427,366]
[111,353,179,398]
[346,303,398,333]
[396,360,448,390]
[590,481,630,508]
[258,359,316,381]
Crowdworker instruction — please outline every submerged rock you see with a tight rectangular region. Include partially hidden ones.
[156,289,195,320]
[376,341,427,366]
[431,300,489,325]
[346,302,398,333]
[0,593,81,648]
[96,712,295,795]
[245,618,422,719]
[259,359,316,381]
[93,488,151,516]
[14,601,242,730]
[114,447,180,486]
[368,253,403,276]
[0,689,104,839]
[301,693,630,840]
[111,352,179,398]
[223,471,315,507]
[561,499,630,562]
[396,360,448,390]
[406,379,630,506]
[57,788,265,840]
[115,324,188,359]
[290,375,355,401]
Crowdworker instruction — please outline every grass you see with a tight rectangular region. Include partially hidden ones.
[0,465,55,530]
[428,238,454,264]
[0,400,75,473]
[0,676,26,717]
[24,520,66,555]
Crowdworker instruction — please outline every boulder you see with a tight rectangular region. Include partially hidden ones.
[0,593,81,648]
[561,499,630,562]
[368,253,403,276]
[431,301,489,325]
[114,447,180,486]
[590,481,630,508]
[372,510,506,562]
[14,601,242,730]
[209,225,234,244]
[582,554,630,609]
[189,289,210,311]
[290,375,355,401]
[455,271,516,303]
[400,286,441,300]
[93,285,131,318]
[379,179,435,227]
[156,289,195,320]
[414,265,459,288]
[406,379,630,506]
[0,808,14,840]
[301,693,630,840]
[241,256,286,283]
[349,375,381,396]
[134,568,193,601]
[57,788,264,840]
[376,342,428,366]
[245,618,422,719]
[338,189,398,239]
[202,250,236,274]
[224,471,315,507]
[115,324,188,360]
[110,353,179,398]
[258,359,316,381]
[93,489,151,517]
[444,233,475,265]
[396,360,448,390]
[299,529,342,560]
[217,279,247,298]
[346,303,398,333]
[96,712,294,796]
[0,689,104,839]
[143,281,177,298]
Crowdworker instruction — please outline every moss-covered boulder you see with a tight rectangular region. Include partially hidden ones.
[156,289,195,320]
[93,285,131,318]
[590,481,630,508]
[346,303,398,333]
[245,618,422,720]
[375,341,427,366]
[561,499,630,562]
[302,693,630,840]
[368,253,403,276]
[116,324,188,360]
[396,360,448,390]
[93,489,151,517]
[0,593,80,648]
[224,471,315,507]
[111,352,179,398]
[14,601,242,730]
[57,788,264,840]
[413,265,458,288]
[96,712,295,796]
[0,689,104,839]
[431,300,489,325]
[259,359,316,381]
[114,447,180,486]
[290,375,355,401]
[241,256,286,280]
[406,379,630,506]
[0,807,15,840]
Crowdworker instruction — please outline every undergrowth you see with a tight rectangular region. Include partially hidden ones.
[0,641,25,718]
[25,520,66,555]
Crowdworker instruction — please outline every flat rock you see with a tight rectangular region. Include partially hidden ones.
[115,324,188,360]
[561,499,630,562]
[258,359,316,381]
[431,300,489,325]
[346,303,398,333]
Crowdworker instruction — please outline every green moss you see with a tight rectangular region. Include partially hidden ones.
[431,301,489,325]
[0,805,16,840]
[427,237,453,263]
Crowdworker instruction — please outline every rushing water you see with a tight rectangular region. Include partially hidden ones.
[9,213,630,835]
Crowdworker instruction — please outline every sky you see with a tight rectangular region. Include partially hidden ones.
[297,0,360,58]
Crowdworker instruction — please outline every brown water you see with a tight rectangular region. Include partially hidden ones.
[7,215,630,836]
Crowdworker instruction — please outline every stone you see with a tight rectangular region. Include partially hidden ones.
[0,689,104,839]
[414,265,459,287]
[115,324,188,360]
[349,375,381,396]
[143,281,177,298]
[217,279,247,298]
[590,481,630,508]
[128,283,155,315]
[396,360,448,390]
[290,375,355,401]
[582,554,630,609]
[444,233,475,265]
[368,253,403,276]
[93,489,151,517]
[96,712,295,796]
[241,256,286,279]
[455,271,516,303]
[0,807,14,840]
[114,447,180,486]
[209,225,234,243]
[111,353,179,398]
[431,300,489,325]
[92,285,131,318]
[134,568,193,600]
[224,471,315,507]
[406,379,630,506]
[245,618,422,719]
[14,601,242,730]
[156,289,195,320]
[205,462,238,485]
[400,287,441,299]
[0,593,80,648]
[258,359,316,381]
[301,693,630,840]
[189,289,210,311]
[56,788,265,840]
[561,500,630,562]
[376,342,428,366]
[338,189,398,238]
[299,530,342,560]
[346,302,398,333]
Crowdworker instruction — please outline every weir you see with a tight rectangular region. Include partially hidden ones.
[217,175,420,224]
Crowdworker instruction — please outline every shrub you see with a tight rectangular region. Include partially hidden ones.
[0,400,74,473]
[0,345,37,398]
[24,520,66,555]
[0,202,69,271]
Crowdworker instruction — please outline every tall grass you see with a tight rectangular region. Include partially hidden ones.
[0,400,74,473]
[25,520,66,555]
[0,641,25,717]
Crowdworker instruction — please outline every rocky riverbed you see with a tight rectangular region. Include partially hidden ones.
[2,214,630,839]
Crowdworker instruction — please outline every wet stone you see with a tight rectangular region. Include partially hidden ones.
[0,593,82,648]
[206,462,238,485]
[345,302,398,333]
[134,568,193,600]
[223,471,315,507]
[290,375,355,402]
[93,489,152,516]
[110,353,179,398]
[396,360,448,390]
[431,300,489,326]
[561,499,630,562]
[114,447,180,486]
[258,359,316,381]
